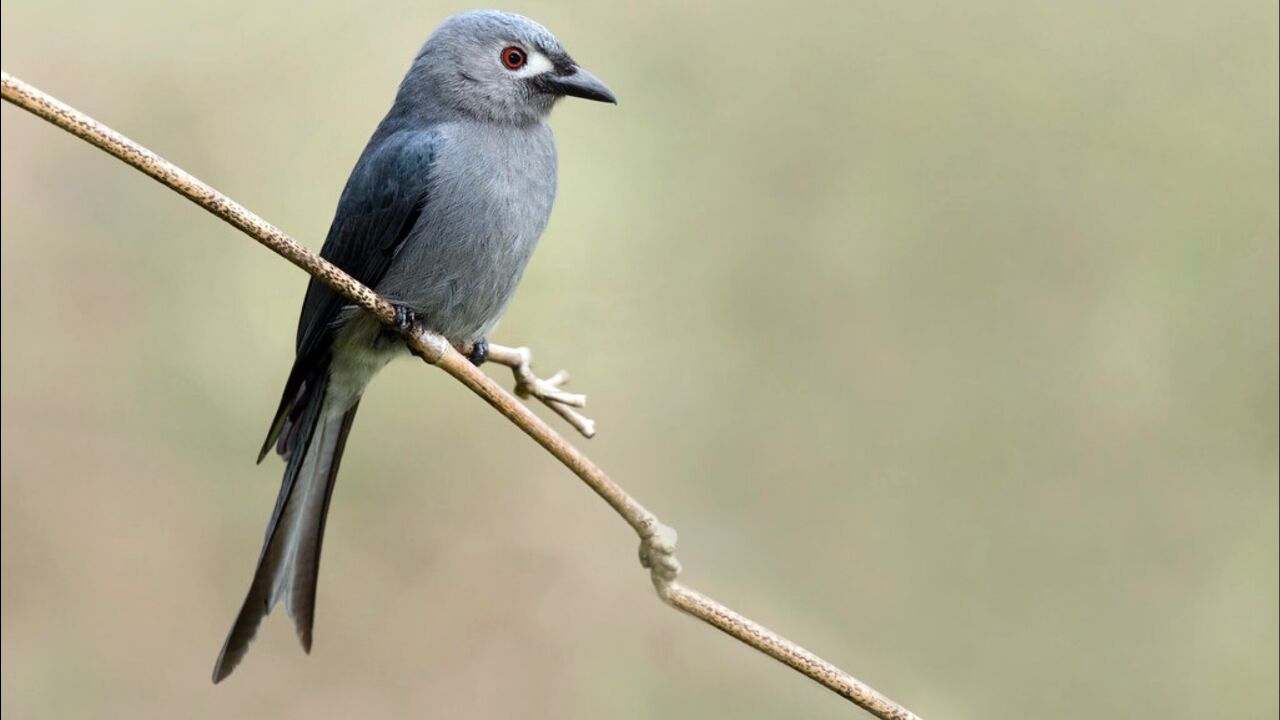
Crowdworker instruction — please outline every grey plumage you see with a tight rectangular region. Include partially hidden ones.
[212,10,614,683]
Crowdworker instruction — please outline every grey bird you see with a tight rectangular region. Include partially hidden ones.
[212,10,615,683]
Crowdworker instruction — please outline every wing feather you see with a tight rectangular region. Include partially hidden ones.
[257,130,442,462]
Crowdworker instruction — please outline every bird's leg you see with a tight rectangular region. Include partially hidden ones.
[468,338,489,366]
[393,304,417,332]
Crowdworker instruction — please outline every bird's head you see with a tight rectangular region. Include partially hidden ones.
[404,10,616,125]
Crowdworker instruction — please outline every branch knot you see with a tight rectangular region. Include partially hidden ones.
[639,520,681,585]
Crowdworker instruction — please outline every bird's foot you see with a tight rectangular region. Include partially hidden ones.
[468,339,489,366]
[484,343,596,438]
[393,304,417,332]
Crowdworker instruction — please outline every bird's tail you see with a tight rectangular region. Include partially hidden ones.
[212,373,359,683]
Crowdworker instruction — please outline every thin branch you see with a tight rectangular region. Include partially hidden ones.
[1,70,922,720]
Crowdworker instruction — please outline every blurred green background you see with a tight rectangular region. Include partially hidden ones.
[2,1,1276,718]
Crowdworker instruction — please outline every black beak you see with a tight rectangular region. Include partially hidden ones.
[539,66,617,104]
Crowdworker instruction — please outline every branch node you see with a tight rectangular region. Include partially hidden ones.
[640,520,682,585]
[407,327,449,364]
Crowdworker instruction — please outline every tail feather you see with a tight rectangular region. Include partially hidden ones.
[281,400,359,651]
[257,368,314,464]
[212,376,360,683]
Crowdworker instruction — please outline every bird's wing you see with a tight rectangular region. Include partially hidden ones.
[259,129,442,461]
[296,128,442,359]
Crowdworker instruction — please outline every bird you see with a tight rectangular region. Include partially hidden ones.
[211,10,615,683]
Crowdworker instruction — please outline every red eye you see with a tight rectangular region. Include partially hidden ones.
[501,47,527,70]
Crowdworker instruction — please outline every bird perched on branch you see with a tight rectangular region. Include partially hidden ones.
[212,10,615,682]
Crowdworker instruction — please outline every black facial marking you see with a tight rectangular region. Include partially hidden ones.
[550,53,576,75]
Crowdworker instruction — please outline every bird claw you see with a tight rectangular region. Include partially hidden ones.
[468,339,489,366]
[393,304,417,332]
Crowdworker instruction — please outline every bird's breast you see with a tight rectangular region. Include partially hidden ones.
[375,121,558,344]
[437,122,556,244]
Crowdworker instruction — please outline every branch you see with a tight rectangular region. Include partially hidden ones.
[1,70,922,720]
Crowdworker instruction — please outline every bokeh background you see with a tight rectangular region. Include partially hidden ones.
[2,1,1276,718]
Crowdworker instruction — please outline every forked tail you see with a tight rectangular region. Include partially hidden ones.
[212,373,359,683]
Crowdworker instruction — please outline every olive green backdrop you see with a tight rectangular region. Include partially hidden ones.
[2,1,1277,718]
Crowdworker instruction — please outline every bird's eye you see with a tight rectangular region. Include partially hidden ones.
[501,47,527,70]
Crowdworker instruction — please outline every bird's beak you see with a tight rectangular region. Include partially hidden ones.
[541,66,617,104]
